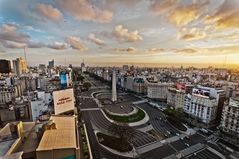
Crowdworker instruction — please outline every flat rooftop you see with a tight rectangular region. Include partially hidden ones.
[0,152,23,159]
[0,139,17,157]
[37,116,77,151]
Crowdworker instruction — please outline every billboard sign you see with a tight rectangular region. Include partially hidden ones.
[176,83,186,91]
[53,88,75,114]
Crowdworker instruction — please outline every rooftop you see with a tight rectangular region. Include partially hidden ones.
[0,139,17,157]
[0,152,23,159]
[36,116,76,151]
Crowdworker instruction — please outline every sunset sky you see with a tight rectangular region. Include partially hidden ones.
[0,0,239,67]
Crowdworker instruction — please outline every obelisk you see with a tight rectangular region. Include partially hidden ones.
[112,69,117,102]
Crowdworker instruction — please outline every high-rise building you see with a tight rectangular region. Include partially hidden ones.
[220,97,239,139]
[48,59,54,69]
[81,60,86,72]
[0,59,11,73]
[60,71,67,89]
[12,57,27,75]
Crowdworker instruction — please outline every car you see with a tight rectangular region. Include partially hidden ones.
[185,143,190,147]
[176,133,180,136]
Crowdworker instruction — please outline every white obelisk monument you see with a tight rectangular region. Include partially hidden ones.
[112,70,117,102]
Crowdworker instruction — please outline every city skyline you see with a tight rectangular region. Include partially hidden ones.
[1,0,239,67]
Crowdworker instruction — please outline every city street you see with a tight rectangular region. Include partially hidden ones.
[76,74,225,159]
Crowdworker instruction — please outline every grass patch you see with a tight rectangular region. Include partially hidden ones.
[104,108,145,123]
[166,116,187,131]
[97,132,133,152]
[79,124,90,159]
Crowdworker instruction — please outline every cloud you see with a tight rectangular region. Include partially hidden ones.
[148,48,165,53]
[206,0,239,29]
[66,36,87,51]
[0,24,30,43]
[0,40,26,48]
[48,42,67,50]
[56,0,113,23]
[150,0,209,26]
[114,47,137,53]
[36,3,63,22]
[175,48,198,54]
[150,0,177,15]
[175,45,239,55]
[113,25,143,42]
[24,25,43,33]
[204,45,239,55]
[177,27,207,41]
[28,42,45,48]
[88,33,105,46]
[126,47,137,52]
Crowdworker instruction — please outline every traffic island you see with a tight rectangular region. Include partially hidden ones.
[104,107,145,123]
[97,132,133,152]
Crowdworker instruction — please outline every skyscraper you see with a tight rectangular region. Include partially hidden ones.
[12,57,27,76]
[0,59,11,73]
[48,59,54,69]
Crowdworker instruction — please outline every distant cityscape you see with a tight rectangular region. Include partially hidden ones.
[0,57,238,159]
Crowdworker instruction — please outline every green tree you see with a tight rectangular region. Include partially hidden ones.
[83,82,91,90]
[107,123,135,144]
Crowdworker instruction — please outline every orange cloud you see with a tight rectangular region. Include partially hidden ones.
[148,48,165,53]
[66,36,87,51]
[36,4,62,21]
[88,33,105,46]
[150,0,177,15]
[205,0,239,29]
[175,48,198,54]
[114,47,137,53]
[56,0,113,23]
[178,27,207,41]
[175,45,239,55]
[113,25,143,42]
[168,4,201,26]
[150,0,208,26]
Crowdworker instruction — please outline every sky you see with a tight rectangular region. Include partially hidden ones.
[0,0,239,67]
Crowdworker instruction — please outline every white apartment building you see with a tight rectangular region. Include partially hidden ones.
[29,91,52,121]
[183,86,225,124]
[220,97,239,138]
[147,82,173,100]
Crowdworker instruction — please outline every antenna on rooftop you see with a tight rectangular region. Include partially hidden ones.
[24,46,28,67]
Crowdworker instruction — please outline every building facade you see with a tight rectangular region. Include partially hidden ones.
[0,59,11,74]
[183,86,225,124]
[220,97,239,138]
[147,82,173,100]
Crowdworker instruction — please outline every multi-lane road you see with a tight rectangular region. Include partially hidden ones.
[76,75,210,159]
